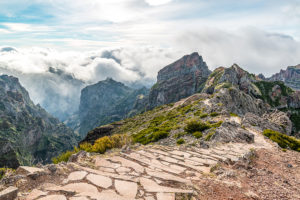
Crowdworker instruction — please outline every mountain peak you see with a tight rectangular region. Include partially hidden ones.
[149,52,211,108]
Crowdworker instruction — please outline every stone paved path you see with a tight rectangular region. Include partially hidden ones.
[16,140,268,200]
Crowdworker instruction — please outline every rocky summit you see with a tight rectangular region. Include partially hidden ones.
[0,75,78,168]
[148,52,211,109]
[268,64,300,90]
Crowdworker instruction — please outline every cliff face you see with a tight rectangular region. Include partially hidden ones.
[0,75,78,168]
[268,65,300,90]
[78,78,149,136]
[148,52,211,108]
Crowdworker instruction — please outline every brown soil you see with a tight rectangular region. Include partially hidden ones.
[194,148,300,200]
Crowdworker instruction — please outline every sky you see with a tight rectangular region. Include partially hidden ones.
[0,0,300,119]
[0,0,300,74]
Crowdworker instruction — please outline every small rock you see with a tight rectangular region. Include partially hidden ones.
[47,164,57,173]
[0,186,18,200]
[16,166,44,175]
[39,194,67,200]
[287,164,293,168]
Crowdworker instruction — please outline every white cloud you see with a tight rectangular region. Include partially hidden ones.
[145,0,172,6]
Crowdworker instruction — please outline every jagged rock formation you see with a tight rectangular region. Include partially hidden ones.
[0,75,78,168]
[148,52,211,108]
[78,78,149,136]
[268,65,300,90]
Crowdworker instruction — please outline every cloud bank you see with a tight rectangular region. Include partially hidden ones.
[0,46,177,120]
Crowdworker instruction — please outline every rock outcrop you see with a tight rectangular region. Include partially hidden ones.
[268,65,300,90]
[78,78,148,136]
[148,52,211,108]
[0,75,78,168]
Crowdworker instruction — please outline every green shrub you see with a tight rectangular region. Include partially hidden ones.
[193,131,203,138]
[210,112,219,117]
[230,112,238,117]
[173,132,186,139]
[184,120,210,133]
[52,147,80,164]
[92,134,130,153]
[263,129,300,152]
[0,168,6,180]
[176,138,185,145]
[79,142,93,152]
[209,121,223,128]
[205,129,216,141]
[199,113,208,119]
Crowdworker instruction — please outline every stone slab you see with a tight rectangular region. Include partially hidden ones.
[86,174,112,189]
[115,180,137,198]
[0,186,18,200]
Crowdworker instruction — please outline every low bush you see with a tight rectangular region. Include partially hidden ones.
[199,113,208,119]
[210,112,219,117]
[184,120,210,133]
[205,129,216,141]
[52,147,80,164]
[173,132,186,139]
[263,129,300,152]
[0,168,6,180]
[209,121,223,128]
[92,134,130,153]
[176,138,185,145]
[230,112,238,117]
[53,134,130,163]
[193,131,203,138]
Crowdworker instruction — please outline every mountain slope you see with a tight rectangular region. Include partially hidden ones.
[78,78,149,136]
[0,75,78,168]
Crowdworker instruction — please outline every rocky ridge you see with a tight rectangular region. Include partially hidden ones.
[268,65,300,90]
[148,52,211,109]
[0,75,78,168]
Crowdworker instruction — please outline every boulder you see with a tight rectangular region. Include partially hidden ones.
[211,122,254,143]
[0,186,18,200]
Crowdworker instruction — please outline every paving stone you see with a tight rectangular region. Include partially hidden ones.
[146,149,169,156]
[115,180,137,198]
[26,189,48,200]
[189,157,218,166]
[109,156,145,173]
[158,155,179,164]
[91,189,133,200]
[86,174,112,189]
[0,186,18,200]
[140,178,193,193]
[98,167,115,173]
[38,195,67,200]
[157,192,175,200]
[69,196,89,200]
[54,183,98,195]
[76,165,139,182]
[146,168,190,184]
[95,157,120,169]
[137,150,157,159]
[170,150,191,158]
[67,171,88,182]
[169,164,186,173]
[16,166,44,175]
[145,196,155,200]
[116,167,131,173]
